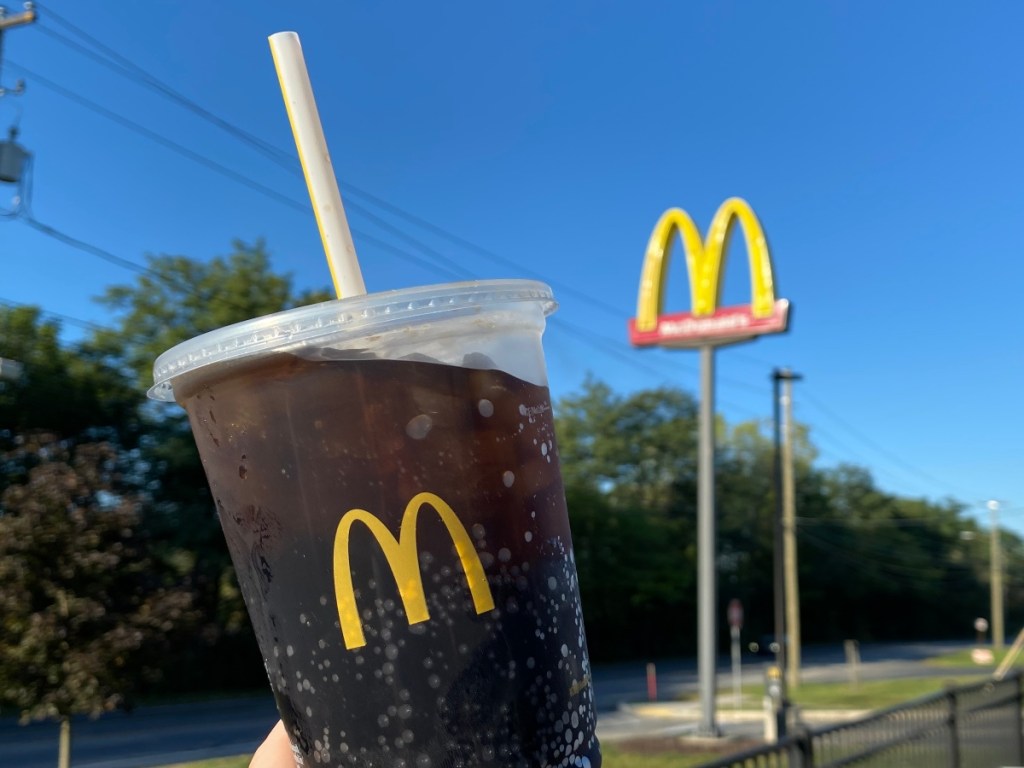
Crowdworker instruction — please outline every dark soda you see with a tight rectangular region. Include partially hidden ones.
[179,354,601,768]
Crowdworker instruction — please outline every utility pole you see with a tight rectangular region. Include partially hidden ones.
[0,3,35,190]
[779,369,802,691]
[772,368,802,724]
[0,3,38,92]
[989,500,1005,651]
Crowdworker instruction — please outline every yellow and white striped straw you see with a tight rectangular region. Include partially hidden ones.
[269,31,366,299]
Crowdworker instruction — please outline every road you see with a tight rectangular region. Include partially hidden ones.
[0,641,974,767]
[0,698,279,768]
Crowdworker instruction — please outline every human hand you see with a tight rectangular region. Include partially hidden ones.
[250,720,293,768]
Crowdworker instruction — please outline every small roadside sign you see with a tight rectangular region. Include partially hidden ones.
[728,599,744,630]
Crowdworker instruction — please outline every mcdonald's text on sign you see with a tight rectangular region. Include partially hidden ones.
[628,198,790,348]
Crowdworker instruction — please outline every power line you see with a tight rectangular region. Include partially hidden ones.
[330,183,628,319]
[12,224,972,503]
[799,387,972,501]
[34,8,296,170]
[24,210,763,422]
[22,215,160,278]
[30,5,819,407]
[7,61,310,213]
[0,294,109,334]
[8,218,754,424]
[18,212,678,403]
[801,419,933,491]
[9,60,508,282]
[31,9,628,320]
[797,533,978,593]
[796,516,966,529]
[5,65,768,408]
[21,11,791,418]
[28,11,787,397]
[15,9,1002,524]
[0,294,153,349]
[19,215,260,317]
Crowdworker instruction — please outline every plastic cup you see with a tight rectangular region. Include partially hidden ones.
[150,280,601,768]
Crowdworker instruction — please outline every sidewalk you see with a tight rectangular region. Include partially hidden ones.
[628,699,869,725]
[599,696,869,744]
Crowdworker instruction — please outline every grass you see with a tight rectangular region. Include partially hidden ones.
[159,758,251,768]
[925,647,1024,669]
[601,742,728,767]
[674,673,991,712]
[788,674,984,710]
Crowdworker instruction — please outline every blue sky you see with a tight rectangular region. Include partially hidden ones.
[1,2,1021,531]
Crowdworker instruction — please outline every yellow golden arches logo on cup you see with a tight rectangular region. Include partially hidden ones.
[333,492,496,650]
[628,197,789,348]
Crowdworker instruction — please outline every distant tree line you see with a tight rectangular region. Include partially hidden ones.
[558,380,1021,660]
[1,242,1018,742]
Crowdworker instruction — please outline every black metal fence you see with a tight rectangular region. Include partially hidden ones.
[698,672,1024,768]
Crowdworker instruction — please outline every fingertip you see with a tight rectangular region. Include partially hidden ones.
[250,720,293,768]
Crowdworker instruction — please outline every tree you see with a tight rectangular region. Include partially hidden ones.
[0,437,194,768]
[799,465,986,641]
[555,379,703,658]
[715,419,825,641]
[555,377,998,660]
[0,306,139,451]
[88,238,331,392]
[85,240,332,690]
[556,377,699,517]
[567,485,694,659]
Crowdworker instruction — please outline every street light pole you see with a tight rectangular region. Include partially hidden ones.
[989,500,1005,651]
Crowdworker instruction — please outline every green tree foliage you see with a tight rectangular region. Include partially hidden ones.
[797,466,989,641]
[86,240,331,690]
[0,438,195,724]
[88,239,330,392]
[555,379,1007,661]
[0,307,139,448]
[556,377,699,517]
[568,485,693,660]
[556,379,700,658]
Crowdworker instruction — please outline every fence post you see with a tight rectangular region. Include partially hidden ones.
[1016,671,1024,765]
[946,689,960,768]
[792,726,814,768]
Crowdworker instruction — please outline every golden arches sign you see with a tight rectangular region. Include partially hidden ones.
[333,492,495,650]
[628,197,789,347]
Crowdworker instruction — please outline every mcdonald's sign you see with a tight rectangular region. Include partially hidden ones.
[333,491,496,650]
[628,198,790,347]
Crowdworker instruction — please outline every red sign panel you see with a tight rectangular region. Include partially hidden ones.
[728,599,743,629]
[628,300,789,348]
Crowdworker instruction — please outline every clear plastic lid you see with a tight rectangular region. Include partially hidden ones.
[149,279,556,402]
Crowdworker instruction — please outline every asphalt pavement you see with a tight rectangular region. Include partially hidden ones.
[0,697,279,768]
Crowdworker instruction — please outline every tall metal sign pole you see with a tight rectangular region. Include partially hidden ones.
[629,198,791,736]
[697,342,716,731]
